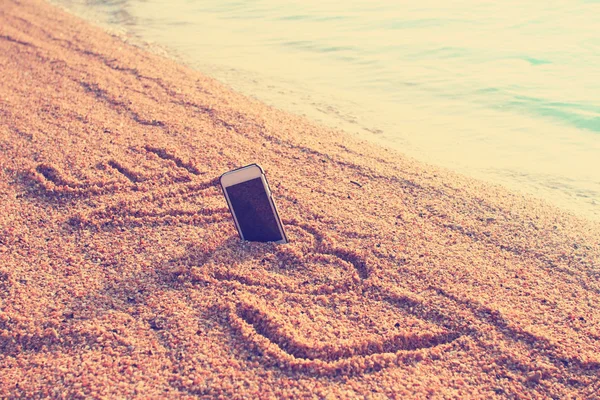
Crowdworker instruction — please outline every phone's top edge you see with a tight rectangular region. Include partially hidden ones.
[219,163,264,185]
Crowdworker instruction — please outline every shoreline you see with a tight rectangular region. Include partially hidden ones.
[1,0,600,398]
[48,0,600,223]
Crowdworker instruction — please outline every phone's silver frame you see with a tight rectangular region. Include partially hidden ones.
[219,164,288,244]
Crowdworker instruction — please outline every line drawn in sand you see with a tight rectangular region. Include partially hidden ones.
[27,145,209,196]
[21,146,228,228]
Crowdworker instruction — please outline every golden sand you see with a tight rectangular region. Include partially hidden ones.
[1,0,600,397]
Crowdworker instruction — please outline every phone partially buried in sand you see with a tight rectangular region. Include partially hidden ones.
[220,164,287,244]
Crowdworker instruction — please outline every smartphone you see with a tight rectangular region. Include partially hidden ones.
[220,164,287,244]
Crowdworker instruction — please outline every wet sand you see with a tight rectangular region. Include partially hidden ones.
[1,0,600,398]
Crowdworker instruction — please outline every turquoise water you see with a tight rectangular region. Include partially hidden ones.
[53,0,600,220]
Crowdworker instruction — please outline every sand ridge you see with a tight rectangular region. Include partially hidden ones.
[1,0,600,398]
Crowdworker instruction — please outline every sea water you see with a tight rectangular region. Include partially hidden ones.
[51,0,600,220]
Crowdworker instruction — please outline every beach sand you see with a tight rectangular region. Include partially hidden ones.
[1,0,600,398]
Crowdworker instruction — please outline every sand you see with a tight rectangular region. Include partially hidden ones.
[1,0,599,398]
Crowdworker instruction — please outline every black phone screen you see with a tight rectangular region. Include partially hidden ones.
[226,177,283,242]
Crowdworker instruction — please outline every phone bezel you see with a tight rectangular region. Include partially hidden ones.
[220,164,287,244]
